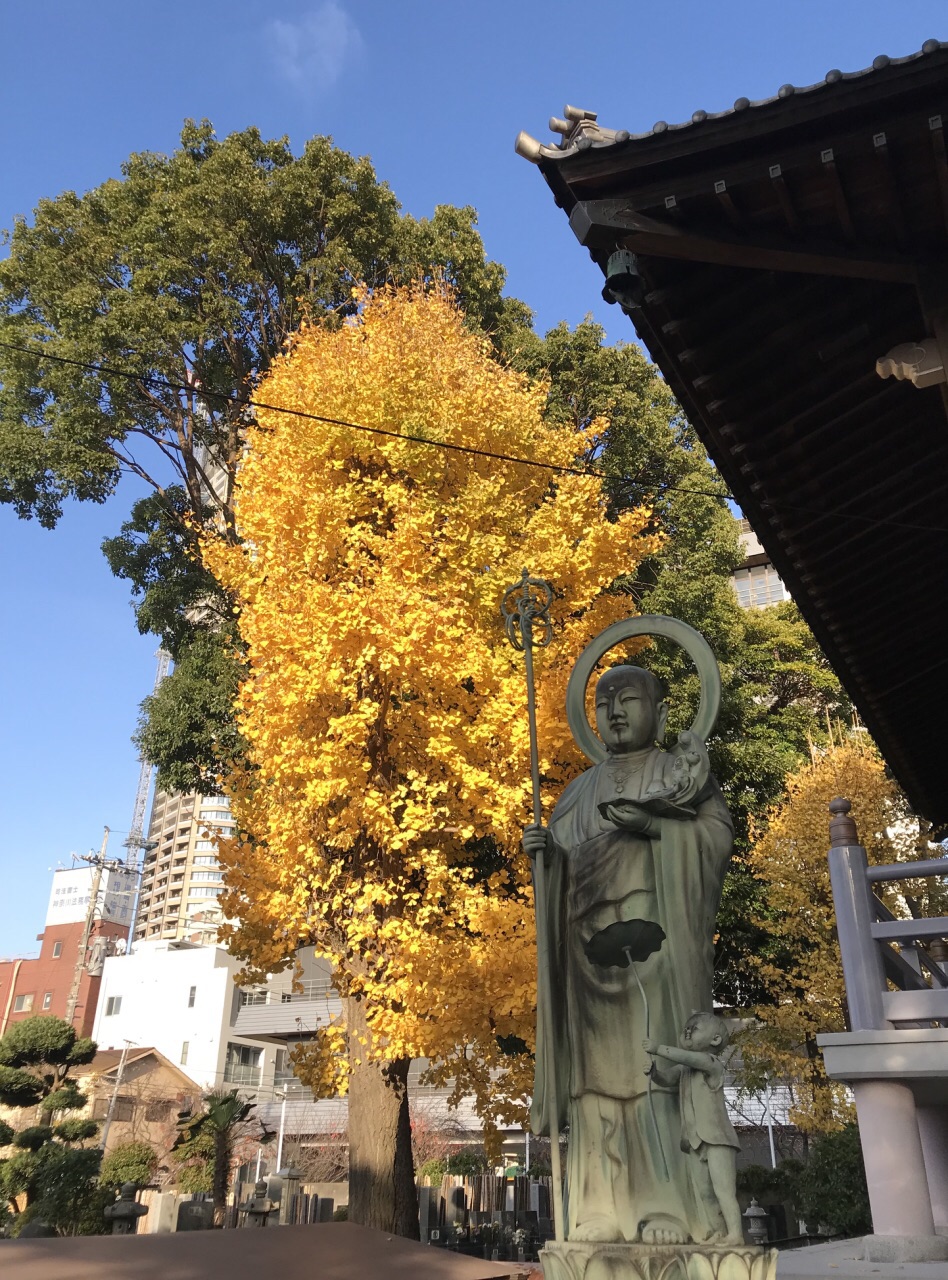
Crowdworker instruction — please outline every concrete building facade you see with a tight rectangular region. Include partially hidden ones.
[92,940,331,1099]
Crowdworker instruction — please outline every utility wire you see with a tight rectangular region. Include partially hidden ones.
[1,337,946,534]
[0,338,728,501]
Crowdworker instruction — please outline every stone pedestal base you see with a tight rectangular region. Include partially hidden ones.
[861,1233,948,1263]
[540,1240,777,1280]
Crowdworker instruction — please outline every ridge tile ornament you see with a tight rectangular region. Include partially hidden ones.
[515,612,776,1280]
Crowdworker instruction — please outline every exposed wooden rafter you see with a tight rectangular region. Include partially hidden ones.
[570,200,915,281]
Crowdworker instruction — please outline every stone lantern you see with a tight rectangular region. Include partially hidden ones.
[743,1198,769,1245]
[104,1183,149,1235]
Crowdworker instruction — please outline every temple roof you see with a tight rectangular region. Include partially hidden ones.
[518,42,948,829]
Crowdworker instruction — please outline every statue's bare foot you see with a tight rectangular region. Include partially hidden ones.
[721,1231,745,1246]
[572,1216,622,1242]
[640,1216,687,1246]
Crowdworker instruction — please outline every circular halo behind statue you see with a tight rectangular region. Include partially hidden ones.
[565,614,722,764]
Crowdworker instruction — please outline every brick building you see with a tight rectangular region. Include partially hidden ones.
[0,864,134,1038]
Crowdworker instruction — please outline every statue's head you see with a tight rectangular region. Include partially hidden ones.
[594,665,668,754]
[681,1011,729,1052]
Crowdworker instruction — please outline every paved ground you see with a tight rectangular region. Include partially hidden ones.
[777,1239,948,1278]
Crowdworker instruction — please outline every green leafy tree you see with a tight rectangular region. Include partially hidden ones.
[0,1017,102,1234]
[0,119,534,795]
[796,1125,870,1236]
[99,1140,159,1189]
[172,1090,256,1226]
[511,319,847,1003]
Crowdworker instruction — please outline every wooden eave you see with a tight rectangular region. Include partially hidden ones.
[532,45,948,827]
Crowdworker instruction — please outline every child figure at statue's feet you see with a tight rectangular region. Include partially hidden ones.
[644,1012,744,1246]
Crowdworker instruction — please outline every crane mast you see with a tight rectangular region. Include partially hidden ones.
[124,648,171,865]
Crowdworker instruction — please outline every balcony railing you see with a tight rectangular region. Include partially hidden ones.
[828,799,948,1029]
[239,980,334,1007]
[223,1065,262,1087]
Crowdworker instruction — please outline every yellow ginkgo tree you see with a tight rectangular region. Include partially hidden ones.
[739,733,938,1135]
[206,285,660,1234]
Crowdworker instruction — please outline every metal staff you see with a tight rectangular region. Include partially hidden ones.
[501,569,565,1244]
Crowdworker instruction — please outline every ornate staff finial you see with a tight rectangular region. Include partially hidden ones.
[501,568,554,653]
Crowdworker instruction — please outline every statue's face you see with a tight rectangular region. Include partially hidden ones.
[594,669,661,753]
[681,1012,724,1052]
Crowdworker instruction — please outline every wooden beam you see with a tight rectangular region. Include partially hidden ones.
[872,131,908,249]
[712,179,744,231]
[768,163,801,235]
[929,114,948,237]
[820,147,856,241]
[570,200,916,282]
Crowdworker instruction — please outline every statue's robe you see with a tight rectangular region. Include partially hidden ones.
[530,745,733,1242]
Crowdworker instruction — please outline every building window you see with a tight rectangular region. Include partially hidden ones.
[193,856,218,866]
[732,563,788,610]
[13,994,34,1013]
[188,986,196,1008]
[42,992,52,1010]
[224,1042,263,1086]
[274,1049,294,1084]
[188,886,223,897]
[105,996,122,1016]
[239,988,269,1007]
[181,1041,189,1065]
[52,941,62,958]
[190,871,223,882]
[93,1096,134,1122]
[144,1100,174,1122]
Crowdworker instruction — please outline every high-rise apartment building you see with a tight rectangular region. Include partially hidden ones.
[133,791,235,943]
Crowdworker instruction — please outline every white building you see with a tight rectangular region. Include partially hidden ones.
[92,940,336,1101]
[46,863,137,930]
[732,517,791,609]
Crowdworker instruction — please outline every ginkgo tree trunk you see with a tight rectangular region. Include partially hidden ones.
[206,285,660,1235]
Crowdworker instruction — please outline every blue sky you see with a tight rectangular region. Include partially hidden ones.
[2,1,944,957]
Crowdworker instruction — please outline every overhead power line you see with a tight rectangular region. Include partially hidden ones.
[1,337,946,535]
[0,338,729,502]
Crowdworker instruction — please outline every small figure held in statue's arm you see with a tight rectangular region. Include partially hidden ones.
[643,1012,744,1246]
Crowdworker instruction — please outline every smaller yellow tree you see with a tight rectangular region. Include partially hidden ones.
[739,734,929,1133]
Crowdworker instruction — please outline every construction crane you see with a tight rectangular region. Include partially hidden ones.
[122,649,171,950]
[123,648,171,866]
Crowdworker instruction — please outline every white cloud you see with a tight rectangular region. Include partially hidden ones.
[267,3,364,94]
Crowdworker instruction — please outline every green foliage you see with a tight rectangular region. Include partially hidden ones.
[446,1149,489,1177]
[0,120,535,786]
[12,1127,54,1152]
[795,1126,870,1237]
[0,1120,14,1147]
[101,487,231,661]
[170,1124,214,1192]
[25,1145,105,1236]
[134,627,246,793]
[418,1157,446,1183]
[100,1140,159,1189]
[172,1090,256,1218]
[0,1067,43,1109]
[736,1159,803,1203]
[53,1118,100,1144]
[511,320,847,1004]
[0,1016,87,1070]
[40,1082,86,1114]
[0,1016,99,1232]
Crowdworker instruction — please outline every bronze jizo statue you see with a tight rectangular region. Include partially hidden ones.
[523,617,733,1249]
